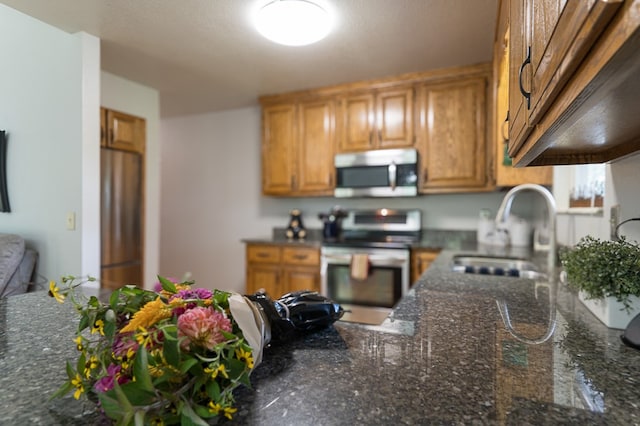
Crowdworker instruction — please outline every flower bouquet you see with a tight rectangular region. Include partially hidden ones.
[49,275,268,425]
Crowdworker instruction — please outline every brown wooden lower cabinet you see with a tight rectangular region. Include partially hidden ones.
[245,243,320,297]
[411,248,441,283]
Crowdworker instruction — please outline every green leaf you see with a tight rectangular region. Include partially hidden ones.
[97,392,125,422]
[133,346,155,393]
[76,352,86,377]
[78,315,90,332]
[111,381,134,413]
[109,290,121,309]
[194,403,215,419]
[163,333,181,366]
[65,360,76,379]
[180,401,210,426]
[179,357,199,374]
[103,320,116,338]
[49,381,74,400]
[206,379,221,400]
[158,275,177,294]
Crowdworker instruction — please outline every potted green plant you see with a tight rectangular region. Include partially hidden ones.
[560,235,640,329]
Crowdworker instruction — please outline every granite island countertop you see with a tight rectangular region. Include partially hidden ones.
[2,249,640,425]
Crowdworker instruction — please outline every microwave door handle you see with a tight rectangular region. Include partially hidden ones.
[388,161,397,190]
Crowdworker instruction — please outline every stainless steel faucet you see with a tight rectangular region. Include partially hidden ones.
[494,183,557,272]
[495,183,558,344]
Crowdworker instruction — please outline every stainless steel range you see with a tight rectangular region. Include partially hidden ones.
[320,209,421,325]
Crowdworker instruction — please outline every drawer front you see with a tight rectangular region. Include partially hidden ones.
[247,245,281,263]
[282,247,320,266]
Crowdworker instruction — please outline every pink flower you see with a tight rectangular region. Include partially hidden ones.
[177,306,232,351]
[94,364,130,393]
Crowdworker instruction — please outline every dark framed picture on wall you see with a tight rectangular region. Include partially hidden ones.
[0,130,10,213]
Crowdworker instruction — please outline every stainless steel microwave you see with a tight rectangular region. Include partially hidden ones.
[334,148,418,198]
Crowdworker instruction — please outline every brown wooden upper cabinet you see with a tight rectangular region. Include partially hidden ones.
[101,108,145,154]
[506,0,640,166]
[260,64,496,197]
[261,97,336,196]
[338,86,415,152]
[417,66,492,193]
[492,0,552,186]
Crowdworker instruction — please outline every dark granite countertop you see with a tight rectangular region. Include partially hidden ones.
[2,249,640,425]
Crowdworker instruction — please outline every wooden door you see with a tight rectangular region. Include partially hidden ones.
[418,77,488,192]
[376,87,415,149]
[297,98,336,195]
[262,104,296,195]
[339,93,376,152]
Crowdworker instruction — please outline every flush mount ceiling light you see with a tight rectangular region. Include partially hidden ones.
[255,0,332,46]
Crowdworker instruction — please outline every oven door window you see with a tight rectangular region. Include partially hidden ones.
[325,264,402,308]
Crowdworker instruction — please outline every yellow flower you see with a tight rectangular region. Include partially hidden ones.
[235,347,254,369]
[204,364,228,380]
[120,298,173,333]
[135,326,153,347]
[73,336,84,351]
[91,319,105,335]
[48,281,65,303]
[208,401,237,420]
[84,355,99,378]
[71,373,84,400]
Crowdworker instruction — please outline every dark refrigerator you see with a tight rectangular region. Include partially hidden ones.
[101,148,143,290]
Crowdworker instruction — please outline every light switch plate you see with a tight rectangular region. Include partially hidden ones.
[66,212,76,230]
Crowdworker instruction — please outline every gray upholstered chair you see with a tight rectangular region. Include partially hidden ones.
[0,233,38,297]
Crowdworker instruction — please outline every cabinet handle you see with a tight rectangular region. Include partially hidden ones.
[519,46,531,110]
[423,169,428,183]
[256,252,270,258]
[369,131,373,145]
[378,130,382,142]
[293,254,308,260]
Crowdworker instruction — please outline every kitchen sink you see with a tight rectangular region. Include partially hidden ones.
[451,254,546,279]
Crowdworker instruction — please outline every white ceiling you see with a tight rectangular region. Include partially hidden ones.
[1,0,498,118]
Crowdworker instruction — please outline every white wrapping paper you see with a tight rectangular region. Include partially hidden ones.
[228,294,268,368]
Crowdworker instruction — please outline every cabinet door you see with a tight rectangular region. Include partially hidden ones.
[528,0,621,125]
[282,266,321,294]
[262,104,296,195]
[376,87,415,149]
[339,92,376,152]
[297,99,336,195]
[105,109,145,153]
[410,249,440,284]
[508,0,622,159]
[418,77,488,192]
[508,0,530,156]
[493,5,552,187]
[246,264,282,297]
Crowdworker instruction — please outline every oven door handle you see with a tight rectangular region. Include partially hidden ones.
[322,253,407,266]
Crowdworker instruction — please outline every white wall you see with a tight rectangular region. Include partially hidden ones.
[101,72,161,289]
[160,106,517,294]
[0,5,100,282]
